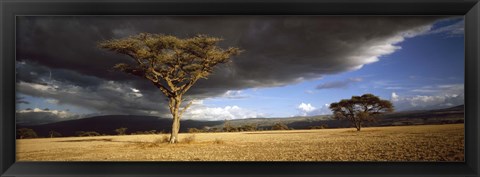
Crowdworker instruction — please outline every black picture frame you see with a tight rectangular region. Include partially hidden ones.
[1,0,479,176]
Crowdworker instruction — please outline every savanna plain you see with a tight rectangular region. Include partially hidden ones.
[17,124,464,161]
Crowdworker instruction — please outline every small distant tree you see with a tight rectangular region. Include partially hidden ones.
[272,123,289,130]
[115,127,128,135]
[329,93,394,131]
[49,130,62,138]
[239,124,257,131]
[75,131,85,136]
[18,128,38,139]
[76,131,101,137]
[310,124,329,129]
[99,33,241,143]
[223,119,235,132]
[188,128,202,133]
[86,131,101,136]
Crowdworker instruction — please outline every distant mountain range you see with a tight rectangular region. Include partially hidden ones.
[17,105,464,138]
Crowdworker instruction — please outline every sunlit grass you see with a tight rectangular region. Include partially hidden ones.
[16,124,464,161]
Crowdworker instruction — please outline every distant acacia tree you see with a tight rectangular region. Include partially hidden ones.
[239,124,257,131]
[114,127,128,135]
[188,128,202,133]
[49,130,62,138]
[223,119,234,132]
[329,94,394,131]
[18,128,38,139]
[99,33,241,143]
[76,131,101,137]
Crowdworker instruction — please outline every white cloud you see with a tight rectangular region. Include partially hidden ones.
[181,101,264,120]
[20,82,56,91]
[131,88,140,93]
[16,108,83,125]
[191,99,204,105]
[297,103,331,116]
[17,108,72,118]
[391,84,464,110]
[129,88,143,98]
[298,103,316,113]
[220,90,248,99]
[45,99,59,104]
[391,92,399,102]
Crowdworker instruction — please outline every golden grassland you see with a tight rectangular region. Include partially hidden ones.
[16,124,464,161]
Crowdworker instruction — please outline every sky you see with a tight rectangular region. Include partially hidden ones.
[15,16,464,124]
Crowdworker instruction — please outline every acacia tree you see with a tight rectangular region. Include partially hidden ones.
[329,94,394,131]
[115,127,128,135]
[49,130,62,138]
[99,33,241,143]
[18,128,38,139]
[272,122,289,130]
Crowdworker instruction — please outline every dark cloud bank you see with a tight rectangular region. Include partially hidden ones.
[16,16,445,121]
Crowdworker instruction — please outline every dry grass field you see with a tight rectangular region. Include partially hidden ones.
[16,124,464,161]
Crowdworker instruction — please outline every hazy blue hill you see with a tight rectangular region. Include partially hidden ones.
[226,115,332,127]
[377,104,464,126]
[17,105,464,138]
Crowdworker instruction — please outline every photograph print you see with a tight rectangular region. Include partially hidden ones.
[15,16,464,161]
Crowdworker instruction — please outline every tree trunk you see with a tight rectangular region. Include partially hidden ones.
[169,96,182,144]
[356,122,361,131]
[170,116,180,143]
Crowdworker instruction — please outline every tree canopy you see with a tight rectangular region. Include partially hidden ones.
[99,33,241,99]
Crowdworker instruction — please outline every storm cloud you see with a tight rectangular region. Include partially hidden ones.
[16,16,443,117]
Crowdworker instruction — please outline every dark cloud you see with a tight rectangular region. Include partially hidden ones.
[16,75,171,116]
[16,16,443,117]
[16,108,82,125]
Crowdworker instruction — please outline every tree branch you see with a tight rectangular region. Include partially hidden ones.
[179,100,194,117]
[152,82,174,97]
[180,77,199,95]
